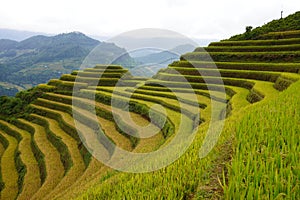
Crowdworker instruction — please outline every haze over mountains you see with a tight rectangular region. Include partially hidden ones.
[0,32,136,96]
[0,28,216,96]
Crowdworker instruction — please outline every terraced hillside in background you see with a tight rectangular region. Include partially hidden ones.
[0,29,299,199]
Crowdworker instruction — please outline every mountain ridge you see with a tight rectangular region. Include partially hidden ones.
[0,32,136,96]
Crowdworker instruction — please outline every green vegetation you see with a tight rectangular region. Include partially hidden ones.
[223,80,300,199]
[228,11,300,40]
[0,32,137,96]
[0,13,300,199]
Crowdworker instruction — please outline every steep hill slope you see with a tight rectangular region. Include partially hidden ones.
[0,15,300,199]
[228,11,300,40]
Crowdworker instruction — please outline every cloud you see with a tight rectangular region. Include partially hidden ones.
[0,0,299,40]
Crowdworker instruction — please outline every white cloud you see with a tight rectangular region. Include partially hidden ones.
[0,0,299,40]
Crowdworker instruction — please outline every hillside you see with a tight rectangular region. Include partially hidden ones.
[228,11,300,40]
[0,16,300,199]
[0,32,136,96]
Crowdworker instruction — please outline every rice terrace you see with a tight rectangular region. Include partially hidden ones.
[0,10,299,200]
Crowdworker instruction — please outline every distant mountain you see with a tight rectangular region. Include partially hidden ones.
[131,44,196,77]
[0,39,18,51]
[0,28,50,41]
[0,32,136,96]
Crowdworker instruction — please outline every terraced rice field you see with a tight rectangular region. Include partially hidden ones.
[0,29,299,199]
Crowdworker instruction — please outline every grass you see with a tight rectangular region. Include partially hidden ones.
[259,30,300,40]
[18,118,64,200]
[0,120,41,200]
[1,26,300,199]
[75,76,299,200]
[164,67,281,81]
[57,93,200,198]
[72,71,125,78]
[196,44,300,52]
[85,86,201,120]
[38,93,138,148]
[0,121,32,198]
[134,85,230,102]
[74,103,214,199]
[209,38,300,46]
[83,68,129,73]
[94,64,124,69]
[60,74,121,86]
[125,88,208,109]
[48,79,88,91]
[223,80,300,199]
[181,51,300,62]
[53,159,107,200]
[169,61,300,73]
[25,111,73,174]
[0,131,19,200]
[32,115,85,200]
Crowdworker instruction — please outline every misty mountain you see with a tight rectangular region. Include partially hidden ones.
[130,44,196,77]
[0,32,136,96]
[0,28,50,41]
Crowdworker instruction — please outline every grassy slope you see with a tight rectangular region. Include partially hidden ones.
[0,15,299,199]
[0,131,19,200]
[0,120,42,200]
[224,80,300,199]
[228,11,300,40]
[76,77,299,200]
[18,119,65,200]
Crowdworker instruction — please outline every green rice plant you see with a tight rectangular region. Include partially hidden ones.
[85,87,200,123]
[181,51,300,63]
[169,61,300,73]
[80,89,175,139]
[25,112,73,174]
[258,30,300,40]
[71,71,124,78]
[39,93,139,148]
[83,68,129,73]
[135,85,230,102]
[274,76,295,91]
[119,80,143,87]
[144,79,234,94]
[48,79,88,91]
[9,119,46,185]
[0,120,41,200]
[209,38,300,47]
[196,44,300,52]
[0,133,9,192]
[59,74,121,86]
[223,80,300,199]
[30,101,92,167]
[94,64,124,70]
[0,121,26,197]
[159,68,281,82]
[154,73,255,90]
[0,131,19,200]
[124,88,207,109]
[18,118,65,200]
[36,84,56,92]
[29,114,85,200]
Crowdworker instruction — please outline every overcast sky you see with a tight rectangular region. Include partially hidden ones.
[0,0,299,40]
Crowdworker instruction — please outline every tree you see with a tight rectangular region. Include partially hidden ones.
[246,26,253,33]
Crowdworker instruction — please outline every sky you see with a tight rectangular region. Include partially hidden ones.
[0,0,299,40]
